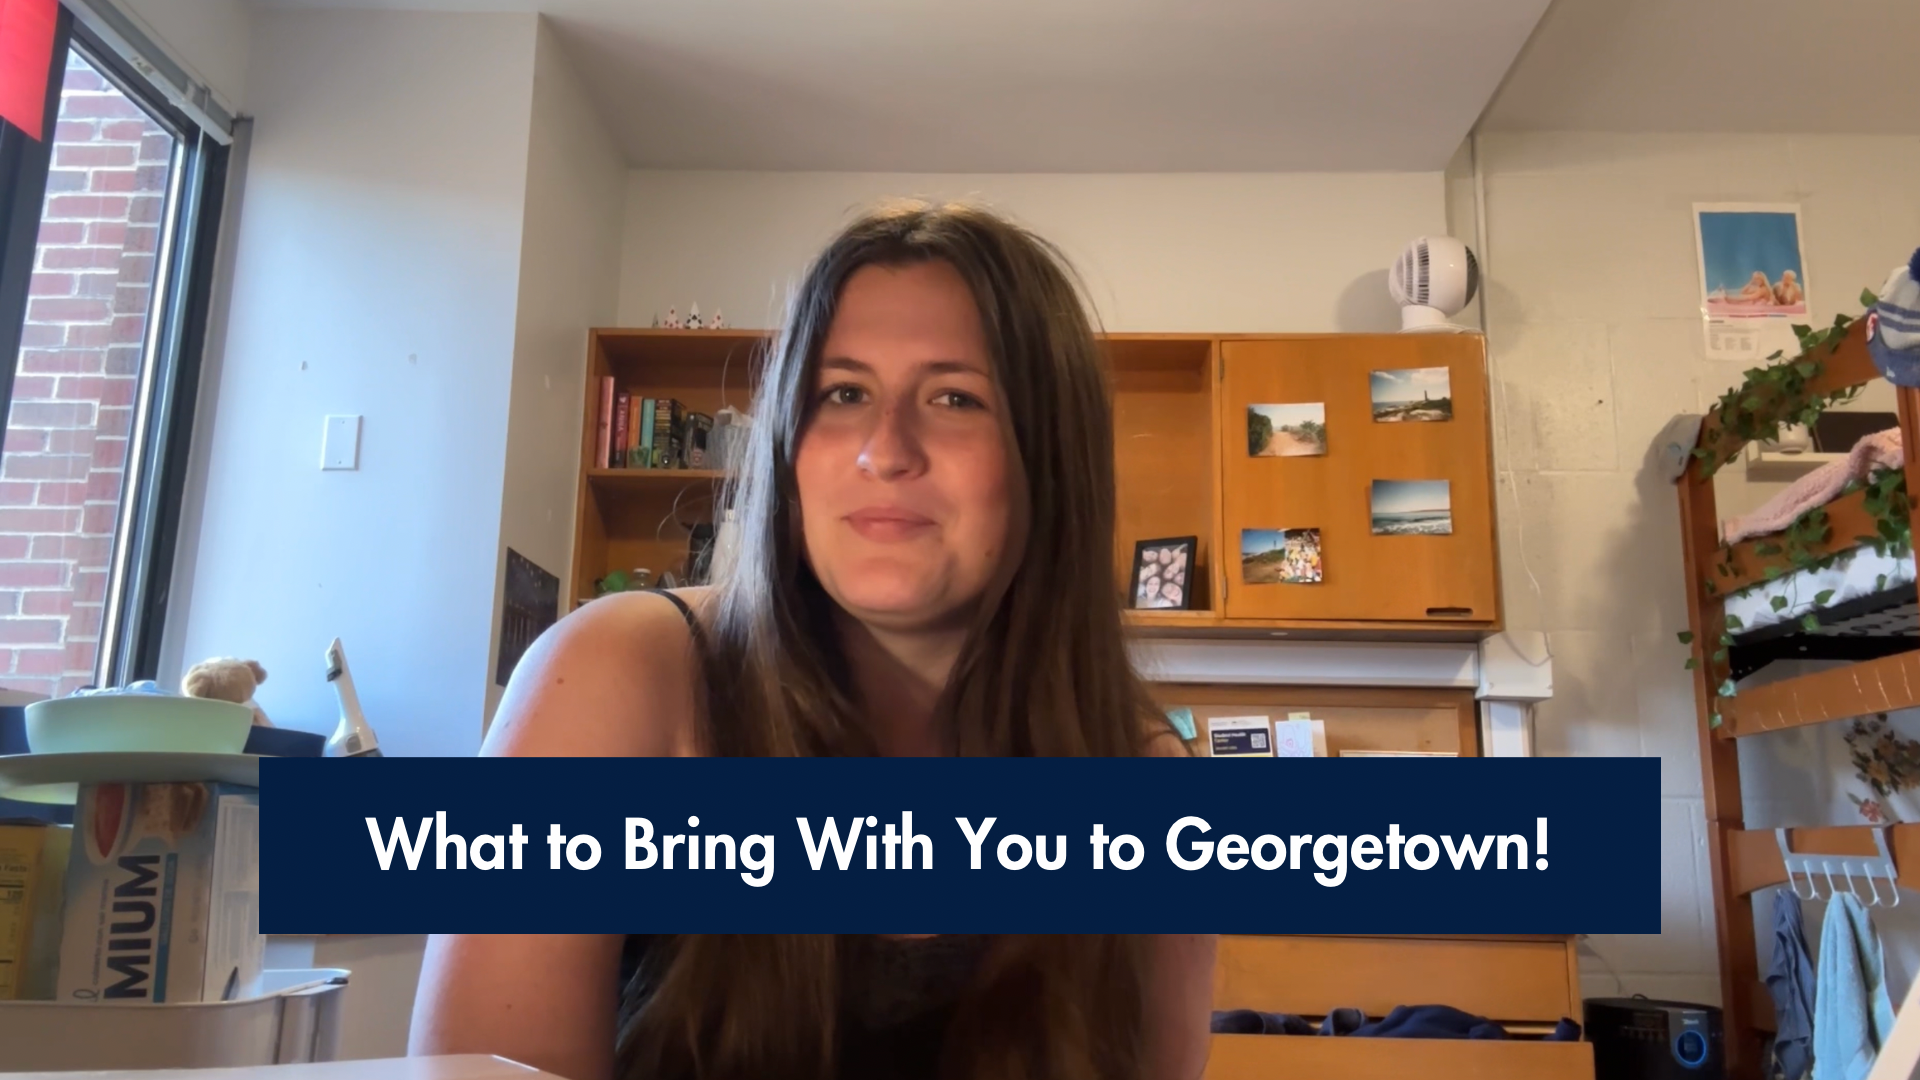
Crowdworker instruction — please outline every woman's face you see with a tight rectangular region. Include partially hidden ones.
[794,260,1018,630]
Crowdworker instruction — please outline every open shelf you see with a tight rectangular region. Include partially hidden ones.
[1110,336,1220,614]
[587,468,728,490]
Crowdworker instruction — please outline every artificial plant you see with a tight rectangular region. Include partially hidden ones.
[1680,290,1896,729]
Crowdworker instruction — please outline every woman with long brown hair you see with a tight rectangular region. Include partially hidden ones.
[408,200,1216,1080]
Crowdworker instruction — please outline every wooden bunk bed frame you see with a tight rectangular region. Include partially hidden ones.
[1681,317,1920,1080]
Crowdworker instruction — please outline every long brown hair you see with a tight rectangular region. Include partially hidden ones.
[615,201,1179,1080]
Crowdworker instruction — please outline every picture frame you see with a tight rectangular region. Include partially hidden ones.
[1130,535,1198,610]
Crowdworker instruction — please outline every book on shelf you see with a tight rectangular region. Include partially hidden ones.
[637,397,655,467]
[595,377,614,468]
[645,398,680,470]
[684,412,714,468]
[594,390,723,471]
[611,390,630,469]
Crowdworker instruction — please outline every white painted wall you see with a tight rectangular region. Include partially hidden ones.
[1443,138,1486,332]
[166,9,538,757]
[483,21,627,724]
[1475,130,1920,1004]
[617,171,1447,332]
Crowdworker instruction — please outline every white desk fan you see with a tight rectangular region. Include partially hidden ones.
[1389,236,1479,333]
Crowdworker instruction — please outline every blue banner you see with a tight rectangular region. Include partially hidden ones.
[259,756,1660,934]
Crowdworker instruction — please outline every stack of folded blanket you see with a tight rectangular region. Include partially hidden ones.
[1211,1004,1582,1042]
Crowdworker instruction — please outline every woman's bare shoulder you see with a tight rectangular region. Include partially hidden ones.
[480,587,718,759]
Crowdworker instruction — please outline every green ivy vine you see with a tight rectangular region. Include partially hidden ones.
[1689,291,1882,477]
[1680,288,1892,729]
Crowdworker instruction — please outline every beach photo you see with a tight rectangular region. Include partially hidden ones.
[1370,367,1452,422]
[1695,205,1810,317]
[1240,528,1322,584]
[1247,403,1327,457]
[1130,536,1197,609]
[1371,480,1452,536]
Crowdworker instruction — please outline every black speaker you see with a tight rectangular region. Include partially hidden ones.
[1586,996,1724,1079]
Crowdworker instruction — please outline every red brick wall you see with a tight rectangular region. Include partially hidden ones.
[0,55,171,698]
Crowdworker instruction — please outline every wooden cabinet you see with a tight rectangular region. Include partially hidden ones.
[569,329,1501,638]
[1205,934,1594,1080]
[1213,335,1499,627]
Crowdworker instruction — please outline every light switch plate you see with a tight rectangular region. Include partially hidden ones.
[322,415,361,470]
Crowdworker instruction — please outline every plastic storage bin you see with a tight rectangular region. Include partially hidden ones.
[0,968,350,1071]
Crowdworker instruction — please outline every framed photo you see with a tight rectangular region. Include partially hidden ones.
[1130,536,1198,610]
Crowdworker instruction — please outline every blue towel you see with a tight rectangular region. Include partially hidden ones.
[1768,889,1817,1080]
[1813,893,1898,1080]
[1208,1008,1361,1036]
[1212,1009,1313,1035]
[1352,1004,1509,1040]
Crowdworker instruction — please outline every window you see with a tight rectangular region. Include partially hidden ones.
[0,3,231,697]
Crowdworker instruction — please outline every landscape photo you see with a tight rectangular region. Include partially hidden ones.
[1247,403,1327,457]
[1370,367,1453,422]
[1371,480,1452,536]
[1240,528,1322,584]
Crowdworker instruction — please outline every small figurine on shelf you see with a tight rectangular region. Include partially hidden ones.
[687,303,703,330]
[710,308,726,330]
[650,312,661,328]
[182,657,275,727]
[664,307,682,329]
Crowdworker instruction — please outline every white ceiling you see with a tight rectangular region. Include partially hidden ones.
[1480,0,1920,135]
[250,0,1555,172]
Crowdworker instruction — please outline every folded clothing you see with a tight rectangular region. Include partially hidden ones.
[1719,427,1903,547]
[1212,1007,1366,1036]
[1211,1005,1581,1042]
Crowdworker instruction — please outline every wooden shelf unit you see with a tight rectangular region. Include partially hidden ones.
[570,328,1502,637]
[1677,317,1920,1079]
[571,330,768,605]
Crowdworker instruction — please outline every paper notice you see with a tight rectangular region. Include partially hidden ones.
[1208,716,1272,758]
[1273,719,1316,758]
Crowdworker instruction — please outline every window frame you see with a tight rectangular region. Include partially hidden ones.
[0,6,231,692]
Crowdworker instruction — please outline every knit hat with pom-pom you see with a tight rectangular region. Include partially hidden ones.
[1868,248,1920,387]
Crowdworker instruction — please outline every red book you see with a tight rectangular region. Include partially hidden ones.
[595,377,614,468]
[611,391,630,470]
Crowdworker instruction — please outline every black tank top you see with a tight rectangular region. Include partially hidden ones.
[623,591,993,1078]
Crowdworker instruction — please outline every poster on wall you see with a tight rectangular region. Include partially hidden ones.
[496,548,560,687]
[1693,203,1810,362]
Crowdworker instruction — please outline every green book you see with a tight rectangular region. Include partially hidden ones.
[637,398,655,468]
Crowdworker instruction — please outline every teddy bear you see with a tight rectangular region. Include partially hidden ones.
[182,658,275,727]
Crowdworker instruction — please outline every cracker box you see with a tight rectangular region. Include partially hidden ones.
[56,782,262,1003]
[0,821,72,1000]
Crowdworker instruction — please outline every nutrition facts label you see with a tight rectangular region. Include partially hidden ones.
[0,852,31,999]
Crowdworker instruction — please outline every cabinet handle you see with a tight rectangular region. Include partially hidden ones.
[1425,607,1475,618]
